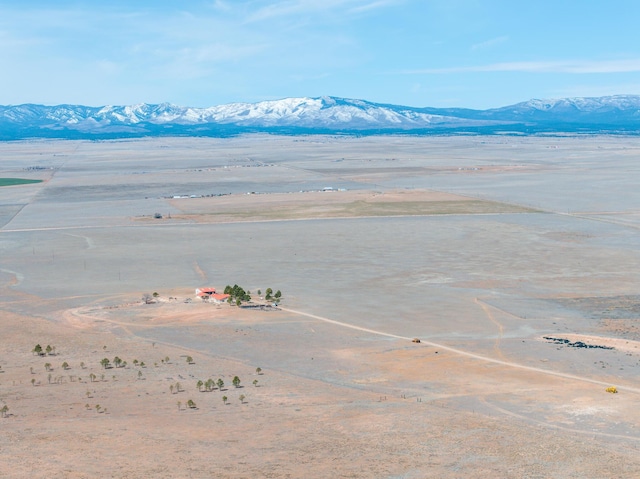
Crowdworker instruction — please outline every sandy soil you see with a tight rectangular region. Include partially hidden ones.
[161,189,534,224]
[1,135,640,478]
[1,295,638,479]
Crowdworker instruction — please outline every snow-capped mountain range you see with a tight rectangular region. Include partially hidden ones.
[1,95,639,139]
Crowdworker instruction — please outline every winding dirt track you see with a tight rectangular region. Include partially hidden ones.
[279,306,640,395]
[63,297,640,397]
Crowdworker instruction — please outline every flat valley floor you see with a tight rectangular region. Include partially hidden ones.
[1,135,639,478]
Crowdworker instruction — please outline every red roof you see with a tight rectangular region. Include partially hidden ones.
[197,287,216,294]
[211,293,230,301]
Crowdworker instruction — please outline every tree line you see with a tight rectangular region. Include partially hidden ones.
[223,285,282,306]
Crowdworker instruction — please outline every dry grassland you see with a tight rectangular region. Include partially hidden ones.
[1,135,639,478]
[163,189,535,224]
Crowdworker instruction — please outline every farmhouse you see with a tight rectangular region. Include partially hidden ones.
[210,293,230,303]
[195,287,230,303]
[195,287,216,297]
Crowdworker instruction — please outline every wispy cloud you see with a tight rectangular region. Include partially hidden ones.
[245,0,397,22]
[246,0,338,22]
[471,35,508,51]
[399,59,640,74]
[0,30,45,48]
[348,0,402,14]
[180,43,269,64]
[210,0,232,12]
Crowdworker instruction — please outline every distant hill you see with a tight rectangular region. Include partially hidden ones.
[1,95,639,139]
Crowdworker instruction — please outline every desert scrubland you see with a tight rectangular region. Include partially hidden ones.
[1,135,640,478]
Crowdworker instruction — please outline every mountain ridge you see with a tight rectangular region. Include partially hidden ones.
[1,95,639,139]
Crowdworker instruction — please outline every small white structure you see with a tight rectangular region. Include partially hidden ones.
[210,293,230,303]
[195,287,216,297]
[195,287,230,303]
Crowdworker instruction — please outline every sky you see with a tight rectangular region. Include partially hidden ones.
[1,0,640,109]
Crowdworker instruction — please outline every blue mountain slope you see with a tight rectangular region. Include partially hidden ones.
[1,95,639,139]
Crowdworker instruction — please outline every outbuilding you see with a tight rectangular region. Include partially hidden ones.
[210,293,230,303]
[195,287,216,297]
[195,287,230,303]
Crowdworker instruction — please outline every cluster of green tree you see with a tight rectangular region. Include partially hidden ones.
[32,344,56,356]
[191,379,249,408]
[196,377,227,392]
[194,372,259,394]
[222,285,283,306]
[100,356,149,369]
[223,284,252,306]
[262,288,282,301]
[23,346,263,418]
[100,357,127,369]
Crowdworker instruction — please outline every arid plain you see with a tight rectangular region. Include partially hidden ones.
[1,135,639,478]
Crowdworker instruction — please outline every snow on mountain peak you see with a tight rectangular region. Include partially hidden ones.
[1,94,639,139]
[521,94,640,112]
